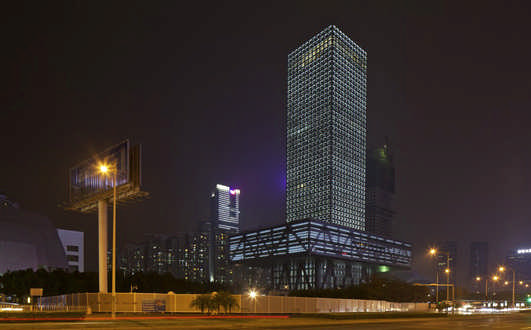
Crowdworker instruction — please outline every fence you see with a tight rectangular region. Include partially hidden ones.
[37,293,429,314]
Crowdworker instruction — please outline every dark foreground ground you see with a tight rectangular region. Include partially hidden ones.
[0,313,530,329]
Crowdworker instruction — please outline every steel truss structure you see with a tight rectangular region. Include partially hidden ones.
[229,219,411,290]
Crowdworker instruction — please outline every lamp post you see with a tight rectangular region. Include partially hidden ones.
[492,275,499,305]
[476,276,488,302]
[429,248,451,303]
[498,266,516,308]
[249,289,257,314]
[99,164,117,318]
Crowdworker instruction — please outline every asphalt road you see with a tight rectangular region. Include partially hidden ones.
[2,314,531,329]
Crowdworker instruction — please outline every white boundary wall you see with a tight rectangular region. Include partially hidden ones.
[37,293,429,313]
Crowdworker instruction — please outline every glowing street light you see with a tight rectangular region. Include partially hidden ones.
[498,265,516,308]
[99,164,109,174]
[428,247,453,304]
[249,290,257,299]
[493,275,499,281]
[520,281,524,285]
[476,276,481,282]
[249,289,258,313]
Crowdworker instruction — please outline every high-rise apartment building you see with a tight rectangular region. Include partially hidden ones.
[210,184,240,233]
[286,25,367,230]
[119,233,209,282]
[470,242,488,277]
[470,242,488,292]
[365,140,395,237]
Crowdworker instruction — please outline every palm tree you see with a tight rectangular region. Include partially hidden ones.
[213,291,239,314]
[189,294,212,314]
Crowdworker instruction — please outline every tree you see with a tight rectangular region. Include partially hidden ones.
[213,291,239,314]
[190,294,212,314]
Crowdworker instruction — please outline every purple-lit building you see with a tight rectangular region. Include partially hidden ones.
[229,26,412,291]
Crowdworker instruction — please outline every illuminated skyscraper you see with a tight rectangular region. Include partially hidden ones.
[286,25,367,230]
[229,26,411,291]
[210,184,240,233]
[207,184,239,283]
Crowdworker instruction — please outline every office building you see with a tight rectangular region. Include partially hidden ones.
[210,184,240,233]
[470,242,488,277]
[365,140,395,237]
[507,248,531,281]
[203,184,239,283]
[230,219,411,290]
[230,26,411,291]
[470,242,488,292]
[57,229,84,272]
[286,25,367,230]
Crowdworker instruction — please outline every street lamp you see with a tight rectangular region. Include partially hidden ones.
[99,163,117,318]
[249,289,258,313]
[498,265,516,308]
[476,276,489,302]
[429,248,451,303]
[492,275,500,304]
[428,248,440,304]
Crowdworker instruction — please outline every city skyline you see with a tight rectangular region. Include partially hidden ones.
[3,1,531,283]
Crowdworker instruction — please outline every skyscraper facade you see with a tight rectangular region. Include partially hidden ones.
[470,242,488,292]
[210,184,240,233]
[286,25,367,230]
[206,184,239,283]
[229,26,411,291]
[365,140,395,237]
[470,242,488,278]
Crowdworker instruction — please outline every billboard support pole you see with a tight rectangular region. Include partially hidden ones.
[98,200,108,293]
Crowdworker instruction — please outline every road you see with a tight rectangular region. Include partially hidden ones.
[2,313,531,329]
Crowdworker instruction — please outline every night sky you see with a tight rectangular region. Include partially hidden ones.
[3,1,531,283]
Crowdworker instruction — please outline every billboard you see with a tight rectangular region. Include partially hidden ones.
[68,140,130,203]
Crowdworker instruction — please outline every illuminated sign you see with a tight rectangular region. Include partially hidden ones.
[517,249,531,254]
[69,140,130,203]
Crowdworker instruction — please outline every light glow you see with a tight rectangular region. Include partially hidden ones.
[99,164,109,174]
[249,289,257,299]
[517,249,531,254]
[0,307,23,312]
[216,184,230,192]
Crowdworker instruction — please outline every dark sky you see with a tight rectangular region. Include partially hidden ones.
[2,1,531,283]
